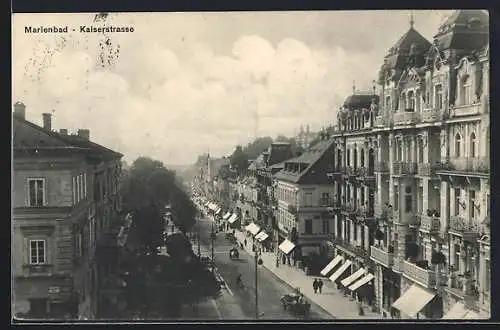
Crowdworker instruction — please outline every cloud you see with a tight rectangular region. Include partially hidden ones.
[12,11,454,165]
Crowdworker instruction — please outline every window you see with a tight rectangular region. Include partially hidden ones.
[454,244,460,270]
[418,138,424,163]
[404,186,412,213]
[72,177,77,204]
[76,175,81,202]
[321,192,330,206]
[470,133,476,158]
[305,192,313,207]
[394,186,399,211]
[29,240,46,264]
[455,133,461,158]
[397,139,403,161]
[435,85,443,109]
[347,149,351,167]
[400,93,406,110]
[408,91,415,110]
[354,149,358,169]
[385,96,391,111]
[360,149,365,167]
[322,218,329,234]
[83,173,87,198]
[28,178,45,207]
[469,190,476,220]
[80,174,84,200]
[462,75,472,105]
[454,188,461,216]
[76,231,83,258]
[305,219,312,234]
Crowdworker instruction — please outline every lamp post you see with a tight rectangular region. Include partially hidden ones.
[254,250,263,319]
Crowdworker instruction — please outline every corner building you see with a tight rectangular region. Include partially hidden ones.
[371,10,489,319]
[327,10,489,319]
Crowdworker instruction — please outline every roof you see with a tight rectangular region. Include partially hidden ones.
[385,27,431,70]
[343,94,379,109]
[434,10,489,51]
[274,137,335,184]
[13,116,122,159]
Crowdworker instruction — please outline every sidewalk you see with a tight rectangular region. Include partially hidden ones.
[233,229,382,319]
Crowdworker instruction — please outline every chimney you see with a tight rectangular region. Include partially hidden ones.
[78,129,90,140]
[42,113,52,131]
[59,129,68,135]
[13,102,26,120]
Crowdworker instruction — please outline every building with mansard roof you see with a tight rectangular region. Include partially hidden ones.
[323,10,489,319]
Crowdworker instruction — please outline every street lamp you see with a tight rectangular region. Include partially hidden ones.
[254,250,263,319]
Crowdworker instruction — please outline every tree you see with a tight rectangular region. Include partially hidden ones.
[242,136,273,159]
[276,135,304,156]
[230,145,249,175]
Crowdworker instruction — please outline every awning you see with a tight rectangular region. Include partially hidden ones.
[340,267,366,287]
[442,302,469,319]
[215,208,221,215]
[278,239,296,255]
[320,255,343,276]
[245,222,261,236]
[228,214,239,224]
[204,201,210,207]
[348,273,375,291]
[256,232,269,242]
[329,260,352,282]
[222,212,232,220]
[391,284,436,318]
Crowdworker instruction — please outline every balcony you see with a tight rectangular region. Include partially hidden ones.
[402,260,436,288]
[445,272,480,301]
[356,207,375,225]
[370,245,394,267]
[393,110,421,125]
[374,116,386,127]
[449,216,480,241]
[392,162,417,176]
[299,198,338,212]
[341,203,356,216]
[417,163,437,177]
[436,157,489,176]
[287,204,297,215]
[374,161,389,173]
[421,108,441,122]
[449,103,481,118]
[420,214,441,233]
[332,237,371,261]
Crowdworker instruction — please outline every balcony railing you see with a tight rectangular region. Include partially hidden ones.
[446,272,480,298]
[392,162,402,175]
[450,103,481,118]
[403,260,436,288]
[449,216,480,234]
[420,215,441,232]
[392,162,417,175]
[357,167,375,178]
[436,157,490,174]
[370,245,394,267]
[393,110,421,125]
[417,163,437,176]
[300,198,338,210]
[374,161,389,173]
[332,237,370,260]
[287,204,297,215]
[374,116,386,127]
[421,108,441,122]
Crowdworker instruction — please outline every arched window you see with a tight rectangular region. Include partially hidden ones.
[400,93,406,111]
[360,149,365,167]
[455,133,461,158]
[470,133,476,158]
[462,75,472,105]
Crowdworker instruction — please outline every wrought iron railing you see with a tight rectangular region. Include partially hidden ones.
[393,111,421,125]
[449,216,480,233]
[403,260,436,288]
[436,157,490,174]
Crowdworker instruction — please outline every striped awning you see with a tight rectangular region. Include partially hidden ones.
[391,284,435,318]
[320,255,343,276]
[278,239,296,255]
[215,208,221,215]
[245,222,261,236]
[255,231,269,242]
[222,212,232,220]
[340,268,366,287]
[348,273,375,291]
[329,260,352,282]
[228,214,239,224]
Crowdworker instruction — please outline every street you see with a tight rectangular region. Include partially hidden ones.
[188,216,333,320]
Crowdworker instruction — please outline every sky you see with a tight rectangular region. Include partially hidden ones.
[12,10,455,165]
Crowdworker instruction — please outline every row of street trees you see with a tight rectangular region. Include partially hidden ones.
[119,157,219,318]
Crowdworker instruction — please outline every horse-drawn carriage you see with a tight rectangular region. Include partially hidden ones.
[280,293,311,317]
[229,247,239,260]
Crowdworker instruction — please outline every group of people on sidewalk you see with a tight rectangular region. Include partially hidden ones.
[312,278,324,294]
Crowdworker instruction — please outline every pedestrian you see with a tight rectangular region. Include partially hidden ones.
[318,279,324,294]
[244,238,247,247]
[313,279,318,293]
